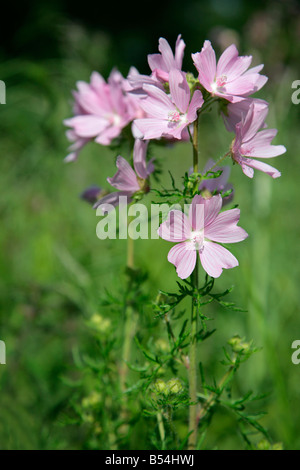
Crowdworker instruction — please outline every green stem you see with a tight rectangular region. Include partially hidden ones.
[192,112,200,174]
[120,219,135,394]
[206,151,231,173]
[157,411,166,449]
[188,112,200,449]
[188,264,199,449]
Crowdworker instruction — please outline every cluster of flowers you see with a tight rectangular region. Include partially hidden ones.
[64,35,286,280]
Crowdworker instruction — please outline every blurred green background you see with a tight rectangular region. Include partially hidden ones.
[0,0,299,449]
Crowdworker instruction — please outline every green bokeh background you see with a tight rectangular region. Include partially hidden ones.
[0,0,299,449]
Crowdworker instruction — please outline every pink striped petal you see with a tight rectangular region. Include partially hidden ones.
[204,208,248,243]
[200,241,238,278]
[133,139,150,179]
[133,118,175,140]
[158,210,191,242]
[168,242,197,279]
[64,115,109,138]
[169,69,190,113]
[242,129,286,158]
[241,157,281,179]
[189,195,222,229]
[174,35,186,69]
[192,41,217,92]
[107,156,139,191]
[187,90,204,122]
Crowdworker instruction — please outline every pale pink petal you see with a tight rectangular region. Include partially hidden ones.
[133,139,151,179]
[95,125,122,145]
[242,129,286,158]
[188,195,205,231]
[148,53,165,73]
[64,115,109,138]
[158,37,175,71]
[107,156,140,191]
[223,98,268,133]
[174,35,186,69]
[222,76,260,100]
[139,84,175,117]
[187,90,204,122]
[192,41,217,92]
[200,241,238,278]
[169,69,190,113]
[189,194,223,229]
[133,118,175,140]
[204,208,248,243]
[241,157,281,179]
[240,102,269,142]
[158,210,191,242]
[217,46,252,81]
[93,191,132,212]
[168,242,197,279]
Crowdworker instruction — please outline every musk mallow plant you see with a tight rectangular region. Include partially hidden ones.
[63,35,286,450]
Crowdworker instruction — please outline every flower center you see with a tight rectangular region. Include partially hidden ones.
[216,75,227,87]
[168,110,181,122]
[211,75,228,93]
[190,230,204,252]
[108,113,121,126]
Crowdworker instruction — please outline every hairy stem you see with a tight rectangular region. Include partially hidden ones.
[188,112,200,449]
[188,263,199,449]
[120,221,135,394]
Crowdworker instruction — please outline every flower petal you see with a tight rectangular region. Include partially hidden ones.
[107,156,139,191]
[158,210,191,242]
[169,69,190,113]
[204,208,248,243]
[189,194,223,230]
[200,241,238,278]
[187,90,204,122]
[192,41,217,92]
[241,157,281,179]
[133,139,150,179]
[168,242,197,279]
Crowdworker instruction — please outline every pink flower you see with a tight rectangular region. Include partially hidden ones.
[192,41,268,103]
[231,102,286,178]
[147,35,186,82]
[134,69,204,140]
[64,69,140,161]
[221,97,269,133]
[126,35,185,96]
[158,194,248,279]
[94,139,154,212]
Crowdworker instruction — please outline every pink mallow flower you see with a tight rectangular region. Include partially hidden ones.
[192,41,268,103]
[231,102,286,178]
[147,35,186,82]
[133,69,204,140]
[158,194,248,279]
[64,69,140,161]
[221,97,269,133]
[126,35,185,96]
[94,139,154,212]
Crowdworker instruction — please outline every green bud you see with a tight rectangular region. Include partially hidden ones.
[228,335,251,353]
[153,379,167,395]
[82,391,102,409]
[166,378,184,395]
[88,313,111,333]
